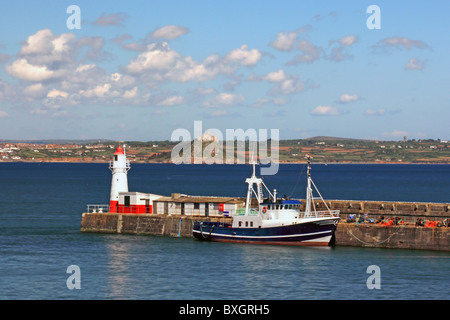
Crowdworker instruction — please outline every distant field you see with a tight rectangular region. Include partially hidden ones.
[1,137,449,164]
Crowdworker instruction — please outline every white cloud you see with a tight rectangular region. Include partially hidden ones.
[248,70,305,96]
[3,29,264,114]
[157,95,185,106]
[269,25,311,51]
[310,105,340,116]
[76,64,96,73]
[262,69,288,82]
[271,78,305,95]
[23,83,46,98]
[339,93,360,103]
[328,35,358,62]
[405,58,424,70]
[93,13,129,26]
[20,29,58,55]
[203,92,245,108]
[126,42,261,84]
[6,58,59,82]
[287,39,322,64]
[372,36,430,53]
[339,35,359,46]
[0,110,9,118]
[123,87,138,99]
[151,25,189,40]
[225,44,262,66]
[270,31,297,51]
[126,42,180,73]
[81,83,111,98]
[47,89,68,99]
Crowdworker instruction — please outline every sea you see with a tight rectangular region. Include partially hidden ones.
[0,162,449,301]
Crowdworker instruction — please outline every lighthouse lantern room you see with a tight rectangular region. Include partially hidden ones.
[109,145,130,213]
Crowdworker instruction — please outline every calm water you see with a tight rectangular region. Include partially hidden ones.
[0,163,449,300]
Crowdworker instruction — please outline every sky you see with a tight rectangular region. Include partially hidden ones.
[0,0,448,141]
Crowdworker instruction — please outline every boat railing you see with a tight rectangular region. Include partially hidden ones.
[312,210,340,218]
[87,204,110,213]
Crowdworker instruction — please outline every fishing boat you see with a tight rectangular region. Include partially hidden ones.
[192,153,340,246]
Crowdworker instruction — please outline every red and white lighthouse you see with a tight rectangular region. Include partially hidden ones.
[109,145,130,213]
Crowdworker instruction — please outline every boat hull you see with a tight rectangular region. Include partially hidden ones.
[192,218,339,246]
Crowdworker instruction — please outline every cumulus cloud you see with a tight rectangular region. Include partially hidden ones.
[310,105,340,116]
[126,42,262,84]
[224,44,262,66]
[202,92,245,108]
[248,69,305,95]
[6,58,60,82]
[47,89,68,99]
[126,42,222,83]
[0,110,9,118]
[271,78,305,95]
[3,28,265,114]
[404,58,424,71]
[328,35,359,61]
[93,13,129,26]
[122,87,138,99]
[339,35,359,46]
[23,83,46,99]
[270,31,298,51]
[372,36,430,53]
[287,39,322,64]
[262,69,288,82]
[269,24,311,51]
[157,95,185,106]
[151,25,189,40]
[338,93,360,103]
[6,29,108,85]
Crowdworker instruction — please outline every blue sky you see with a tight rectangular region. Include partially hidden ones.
[0,0,448,141]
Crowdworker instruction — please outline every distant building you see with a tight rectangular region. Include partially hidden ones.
[198,130,219,142]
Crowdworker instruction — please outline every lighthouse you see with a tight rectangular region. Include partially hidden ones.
[109,145,130,213]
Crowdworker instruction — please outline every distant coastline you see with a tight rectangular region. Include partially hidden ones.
[1,159,449,165]
[1,136,449,164]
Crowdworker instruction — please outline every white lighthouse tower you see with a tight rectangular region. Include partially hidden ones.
[109,145,130,213]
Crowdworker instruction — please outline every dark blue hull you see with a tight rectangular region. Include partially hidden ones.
[192,219,339,246]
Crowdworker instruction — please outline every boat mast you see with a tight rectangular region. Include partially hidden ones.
[244,156,273,215]
[305,153,314,217]
[245,157,260,215]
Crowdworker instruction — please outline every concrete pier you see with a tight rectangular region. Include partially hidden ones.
[80,199,450,251]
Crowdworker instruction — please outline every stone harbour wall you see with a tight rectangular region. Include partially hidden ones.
[80,200,450,251]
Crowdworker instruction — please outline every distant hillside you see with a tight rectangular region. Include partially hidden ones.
[304,136,370,142]
[0,139,114,144]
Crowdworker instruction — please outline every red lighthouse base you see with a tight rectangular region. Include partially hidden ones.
[109,200,118,213]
